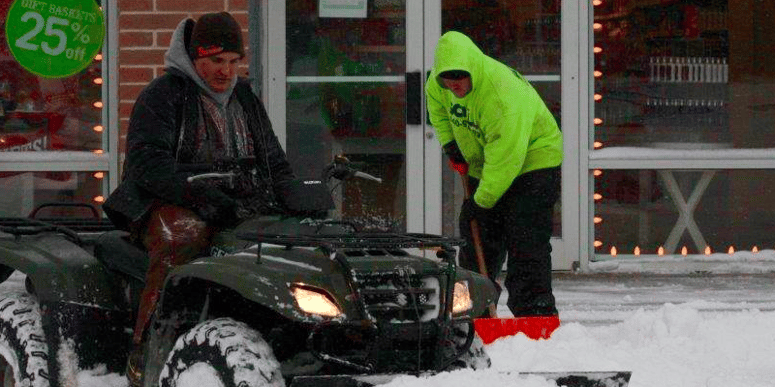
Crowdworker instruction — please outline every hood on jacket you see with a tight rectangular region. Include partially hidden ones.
[430,31,484,92]
[164,18,238,106]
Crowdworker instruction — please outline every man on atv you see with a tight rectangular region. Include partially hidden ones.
[102,12,295,386]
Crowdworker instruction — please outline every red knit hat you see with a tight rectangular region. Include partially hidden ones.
[188,12,245,60]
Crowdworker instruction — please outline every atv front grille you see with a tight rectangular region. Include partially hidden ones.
[356,272,440,322]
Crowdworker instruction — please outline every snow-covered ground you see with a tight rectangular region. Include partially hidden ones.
[382,273,775,387]
[3,270,774,387]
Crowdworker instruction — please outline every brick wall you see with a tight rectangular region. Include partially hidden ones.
[116,0,250,154]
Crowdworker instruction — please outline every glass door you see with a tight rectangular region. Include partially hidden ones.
[273,1,425,233]
[267,1,569,269]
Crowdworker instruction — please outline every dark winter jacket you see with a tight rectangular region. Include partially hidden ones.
[103,19,294,231]
[103,71,294,231]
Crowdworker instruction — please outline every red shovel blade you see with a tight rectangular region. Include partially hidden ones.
[473,315,561,345]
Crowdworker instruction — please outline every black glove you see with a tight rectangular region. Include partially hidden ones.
[442,141,466,164]
[211,158,257,199]
[212,157,256,173]
[324,162,354,181]
[460,198,489,224]
[188,182,240,229]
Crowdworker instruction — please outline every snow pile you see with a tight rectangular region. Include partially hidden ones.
[0,266,758,387]
[378,304,775,387]
[70,303,775,387]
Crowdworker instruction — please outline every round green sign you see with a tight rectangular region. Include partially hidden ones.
[5,0,105,78]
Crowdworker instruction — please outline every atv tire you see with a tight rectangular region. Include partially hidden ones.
[0,293,50,387]
[446,323,491,371]
[159,318,284,387]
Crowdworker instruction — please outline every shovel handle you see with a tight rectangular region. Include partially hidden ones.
[460,174,498,317]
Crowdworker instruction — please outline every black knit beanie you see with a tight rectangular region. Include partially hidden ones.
[188,12,245,60]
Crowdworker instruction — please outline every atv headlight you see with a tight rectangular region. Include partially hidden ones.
[452,281,473,313]
[291,285,342,318]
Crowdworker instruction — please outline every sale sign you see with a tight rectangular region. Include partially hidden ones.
[4,0,104,78]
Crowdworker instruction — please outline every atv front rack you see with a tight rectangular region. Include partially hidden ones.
[239,230,464,252]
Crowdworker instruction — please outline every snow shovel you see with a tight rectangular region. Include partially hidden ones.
[456,174,632,386]
[459,173,561,345]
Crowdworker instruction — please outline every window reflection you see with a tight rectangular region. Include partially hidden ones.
[0,59,103,152]
[285,0,408,231]
[0,171,108,218]
[1,1,105,218]
[592,1,775,258]
[443,0,560,75]
[0,0,103,153]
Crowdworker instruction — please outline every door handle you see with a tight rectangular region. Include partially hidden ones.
[406,71,422,125]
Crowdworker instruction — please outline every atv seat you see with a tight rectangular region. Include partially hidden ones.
[94,230,149,282]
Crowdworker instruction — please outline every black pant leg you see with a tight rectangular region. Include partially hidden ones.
[458,178,506,298]
[499,167,561,317]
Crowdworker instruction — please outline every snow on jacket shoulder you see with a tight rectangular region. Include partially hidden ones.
[425,31,562,209]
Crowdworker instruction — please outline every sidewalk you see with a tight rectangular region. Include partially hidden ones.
[549,272,775,326]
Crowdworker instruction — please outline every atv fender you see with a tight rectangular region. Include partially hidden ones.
[0,234,121,309]
[163,244,355,323]
[0,233,132,378]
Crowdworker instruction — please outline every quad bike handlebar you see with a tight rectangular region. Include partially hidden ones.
[178,157,253,187]
[323,154,382,183]
[181,155,382,186]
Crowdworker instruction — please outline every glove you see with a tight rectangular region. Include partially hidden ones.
[443,141,466,163]
[324,162,354,181]
[460,198,489,224]
[188,182,240,229]
[443,141,468,175]
[447,159,469,175]
[211,158,257,199]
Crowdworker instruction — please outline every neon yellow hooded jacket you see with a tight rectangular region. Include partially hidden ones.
[425,31,563,209]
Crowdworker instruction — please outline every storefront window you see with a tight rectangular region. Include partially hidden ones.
[593,0,774,148]
[0,59,103,152]
[594,169,775,256]
[593,0,775,257]
[1,0,106,218]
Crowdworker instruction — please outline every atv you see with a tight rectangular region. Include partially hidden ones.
[0,157,499,387]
